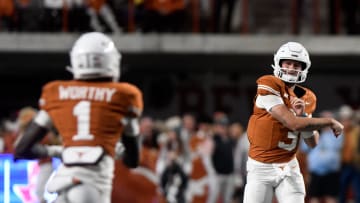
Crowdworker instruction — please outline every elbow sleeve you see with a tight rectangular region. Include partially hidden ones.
[14,122,49,159]
[122,135,140,168]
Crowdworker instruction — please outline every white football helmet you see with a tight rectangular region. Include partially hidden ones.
[68,32,121,81]
[272,42,311,83]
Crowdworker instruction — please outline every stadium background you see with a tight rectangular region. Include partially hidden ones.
[0,0,360,202]
[0,34,359,125]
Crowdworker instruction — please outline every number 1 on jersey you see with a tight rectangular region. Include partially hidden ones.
[73,101,94,141]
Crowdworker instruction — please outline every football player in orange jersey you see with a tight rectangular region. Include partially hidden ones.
[243,42,344,203]
[14,32,143,203]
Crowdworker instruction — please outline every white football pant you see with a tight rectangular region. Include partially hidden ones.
[55,184,101,203]
[46,155,114,203]
[243,157,305,203]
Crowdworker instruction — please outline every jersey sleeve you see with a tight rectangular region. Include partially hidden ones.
[121,83,144,118]
[256,94,284,112]
[292,85,317,116]
[38,81,59,112]
[256,75,283,97]
[255,75,285,111]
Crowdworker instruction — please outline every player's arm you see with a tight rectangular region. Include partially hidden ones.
[118,83,143,168]
[120,117,140,168]
[299,112,319,149]
[302,130,319,148]
[14,110,62,159]
[257,94,343,136]
[294,86,320,147]
[269,104,343,136]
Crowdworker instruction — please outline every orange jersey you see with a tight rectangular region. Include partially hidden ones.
[188,135,211,203]
[86,0,106,12]
[247,75,317,163]
[0,0,15,17]
[112,146,165,203]
[144,0,185,14]
[189,135,209,180]
[297,86,316,116]
[39,80,143,157]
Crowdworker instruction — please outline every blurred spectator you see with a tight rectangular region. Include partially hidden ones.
[209,112,236,203]
[212,0,237,33]
[165,116,182,132]
[327,0,338,34]
[231,122,248,203]
[0,110,27,154]
[15,0,42,31]
[179,113,197,175]
[67,0,92,32]
[197,114,213,138]
[180,112,215,203]
[0,0,16,31]
[41,0,90,32]
[15,106,37,131]
[338,105,360,203]
[342,0,360,35]
[158,115,186,175]
[86,0,122,33]
[354,109,360,170]
[141,0,186,32]
[41,0,69,31]
[160,129,188,203]
[0,122,17,153]
[140,115,161,148]
[301,110,343,203]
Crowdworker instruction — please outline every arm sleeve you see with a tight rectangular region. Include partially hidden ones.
[14,122,50,159]
[255,94,284,112]
[121,135,140,168]
[255,76,284,112]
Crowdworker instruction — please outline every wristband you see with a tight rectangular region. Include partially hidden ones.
[300,113,308,117]
[301,131,314,139]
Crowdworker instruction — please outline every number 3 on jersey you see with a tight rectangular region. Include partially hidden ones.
[278,131,298,151]
[73,101,94,141]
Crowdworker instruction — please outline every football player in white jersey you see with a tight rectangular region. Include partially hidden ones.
[243,42,343,203]
[14,32,143,203]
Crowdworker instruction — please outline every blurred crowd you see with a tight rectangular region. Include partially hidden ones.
[0,0,222,33]
[1,104,360,203]
[0,0,359,34]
